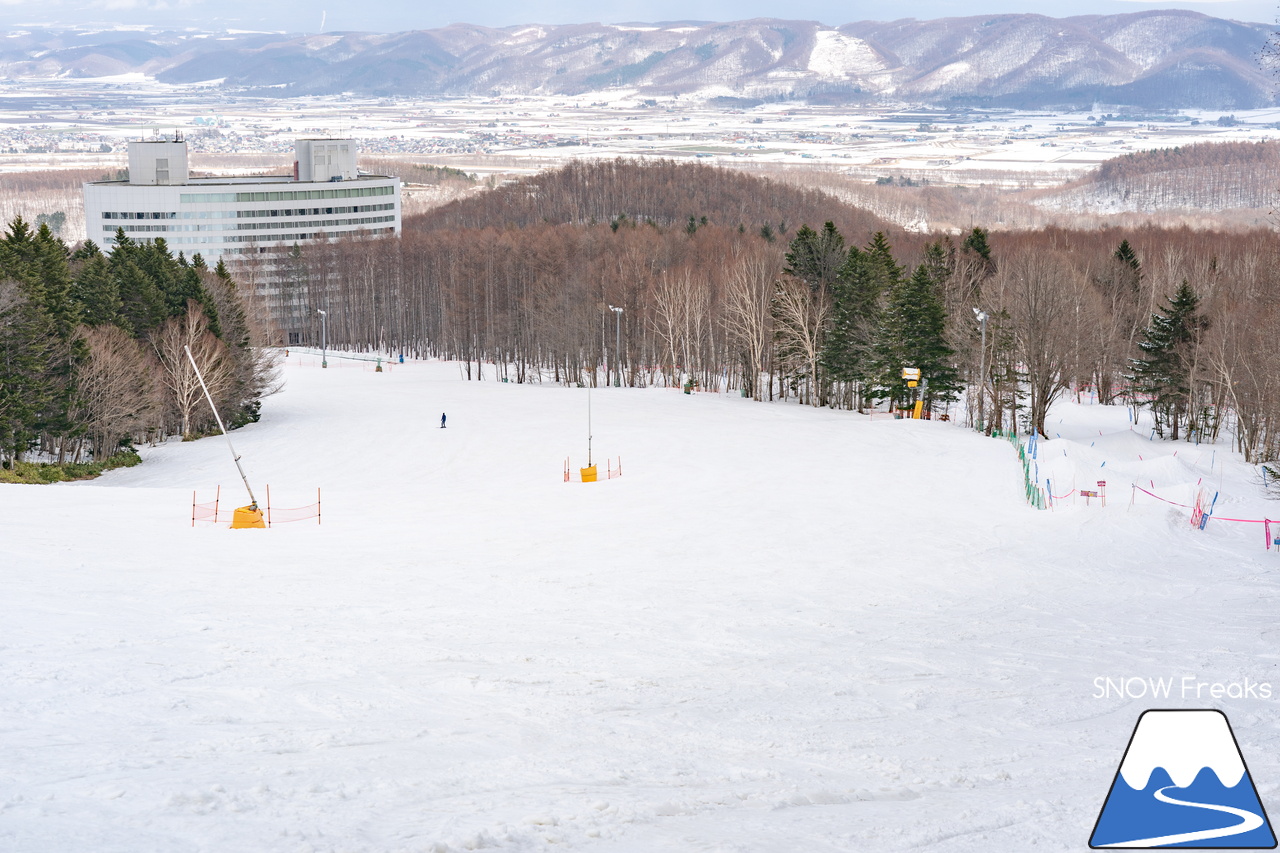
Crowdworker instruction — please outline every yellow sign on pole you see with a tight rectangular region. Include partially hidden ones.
[902,367,923,418]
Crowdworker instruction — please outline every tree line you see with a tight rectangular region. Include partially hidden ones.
[0,219,277,469]
[259,159,1279,466]
[8,158,1273,472]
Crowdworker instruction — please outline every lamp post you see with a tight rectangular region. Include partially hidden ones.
[973,308,988,433]
[317,308,328,369]
[608,305,623,387]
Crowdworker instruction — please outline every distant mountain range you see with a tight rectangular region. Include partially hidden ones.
[2,11,1275,110]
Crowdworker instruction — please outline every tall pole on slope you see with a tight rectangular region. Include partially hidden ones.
[184,345,258,508]
[973,308,988,434]
[317,308,328,368]
[609,305,624,387]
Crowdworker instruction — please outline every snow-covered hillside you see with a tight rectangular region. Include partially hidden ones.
[2,355,1277,852]
[2,11,1273,108]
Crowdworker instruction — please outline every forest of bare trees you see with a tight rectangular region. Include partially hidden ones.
[1034,139,1280,219]
[251,159,1280,467]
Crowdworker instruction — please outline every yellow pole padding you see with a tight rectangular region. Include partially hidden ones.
[580,465,598,483]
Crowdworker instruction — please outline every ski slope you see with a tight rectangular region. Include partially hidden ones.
[2,355,1278,852]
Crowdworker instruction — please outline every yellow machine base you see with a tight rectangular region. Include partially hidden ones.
[230,505,266,529]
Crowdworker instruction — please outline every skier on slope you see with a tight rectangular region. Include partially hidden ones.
[440,412,447,429]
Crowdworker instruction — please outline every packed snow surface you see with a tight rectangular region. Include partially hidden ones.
[2,356,1278,852]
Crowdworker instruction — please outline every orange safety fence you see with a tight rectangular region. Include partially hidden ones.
[563,457,622,482]
[192,485,321,527]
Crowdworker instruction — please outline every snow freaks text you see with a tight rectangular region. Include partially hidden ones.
[1093,677,1273,701]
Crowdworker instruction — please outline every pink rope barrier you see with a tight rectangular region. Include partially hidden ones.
[1132,484,1274,549]
[1132,485,1194,510]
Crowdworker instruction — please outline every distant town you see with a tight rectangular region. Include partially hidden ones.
[4,76,1280,189]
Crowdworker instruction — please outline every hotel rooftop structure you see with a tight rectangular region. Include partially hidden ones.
[82,136,401,262]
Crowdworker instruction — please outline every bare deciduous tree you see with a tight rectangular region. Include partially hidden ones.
[652,270,711,387]
[74,324,161,458]
[770,274,829,406]
[993,252,1082,437]
[154,301,231,439]
[722,249,778,401]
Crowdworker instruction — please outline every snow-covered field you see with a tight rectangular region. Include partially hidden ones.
[3,356,1278,852]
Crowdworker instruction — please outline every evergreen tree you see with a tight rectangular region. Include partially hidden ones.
[863,231,904,298]
[784,222,845,291]
[963,226,992,264]
[71,239,102,262]
[0,286,62,465]
[774,222,846,406]
[1114,239,1141,276]
[137,239,185,317]
[872,261,959,413]
[821,232,906,408]
[822,249,877,390]
[29,222,78,338]
[171,263,221,338]
[71,252,124,327]
[109,231,167,336]
[0,218,81,462]
[821,247,867,387]
[1130,280,1204,440]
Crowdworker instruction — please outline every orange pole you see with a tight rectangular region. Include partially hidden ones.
[214,485,220,525]
[316,488,321,525]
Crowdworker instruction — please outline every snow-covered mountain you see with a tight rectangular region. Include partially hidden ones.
[1119,710,1246,790]
[0,11,1272,109]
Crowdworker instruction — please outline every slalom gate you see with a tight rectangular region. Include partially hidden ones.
[192,485,322,527]
[564,457,622,483]
[1130,483,1275,550]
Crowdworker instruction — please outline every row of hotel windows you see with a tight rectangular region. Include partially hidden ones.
[178,185,394,204]
[103,215,397,235]
[101,203,396,221]
[102,211,176,220]
[224,228,397,252]
[102,226,397,249]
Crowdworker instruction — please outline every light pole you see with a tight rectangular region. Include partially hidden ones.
[973,308,988,433]
[608,305,623,387]
[317,308,328,369]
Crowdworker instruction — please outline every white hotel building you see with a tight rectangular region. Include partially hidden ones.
[82,137,401,262]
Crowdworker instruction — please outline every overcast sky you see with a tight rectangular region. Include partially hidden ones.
[1,0,1276,33]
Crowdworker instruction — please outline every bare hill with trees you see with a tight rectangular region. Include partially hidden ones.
[1033,139,1280,217]
[406,159,892,238]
